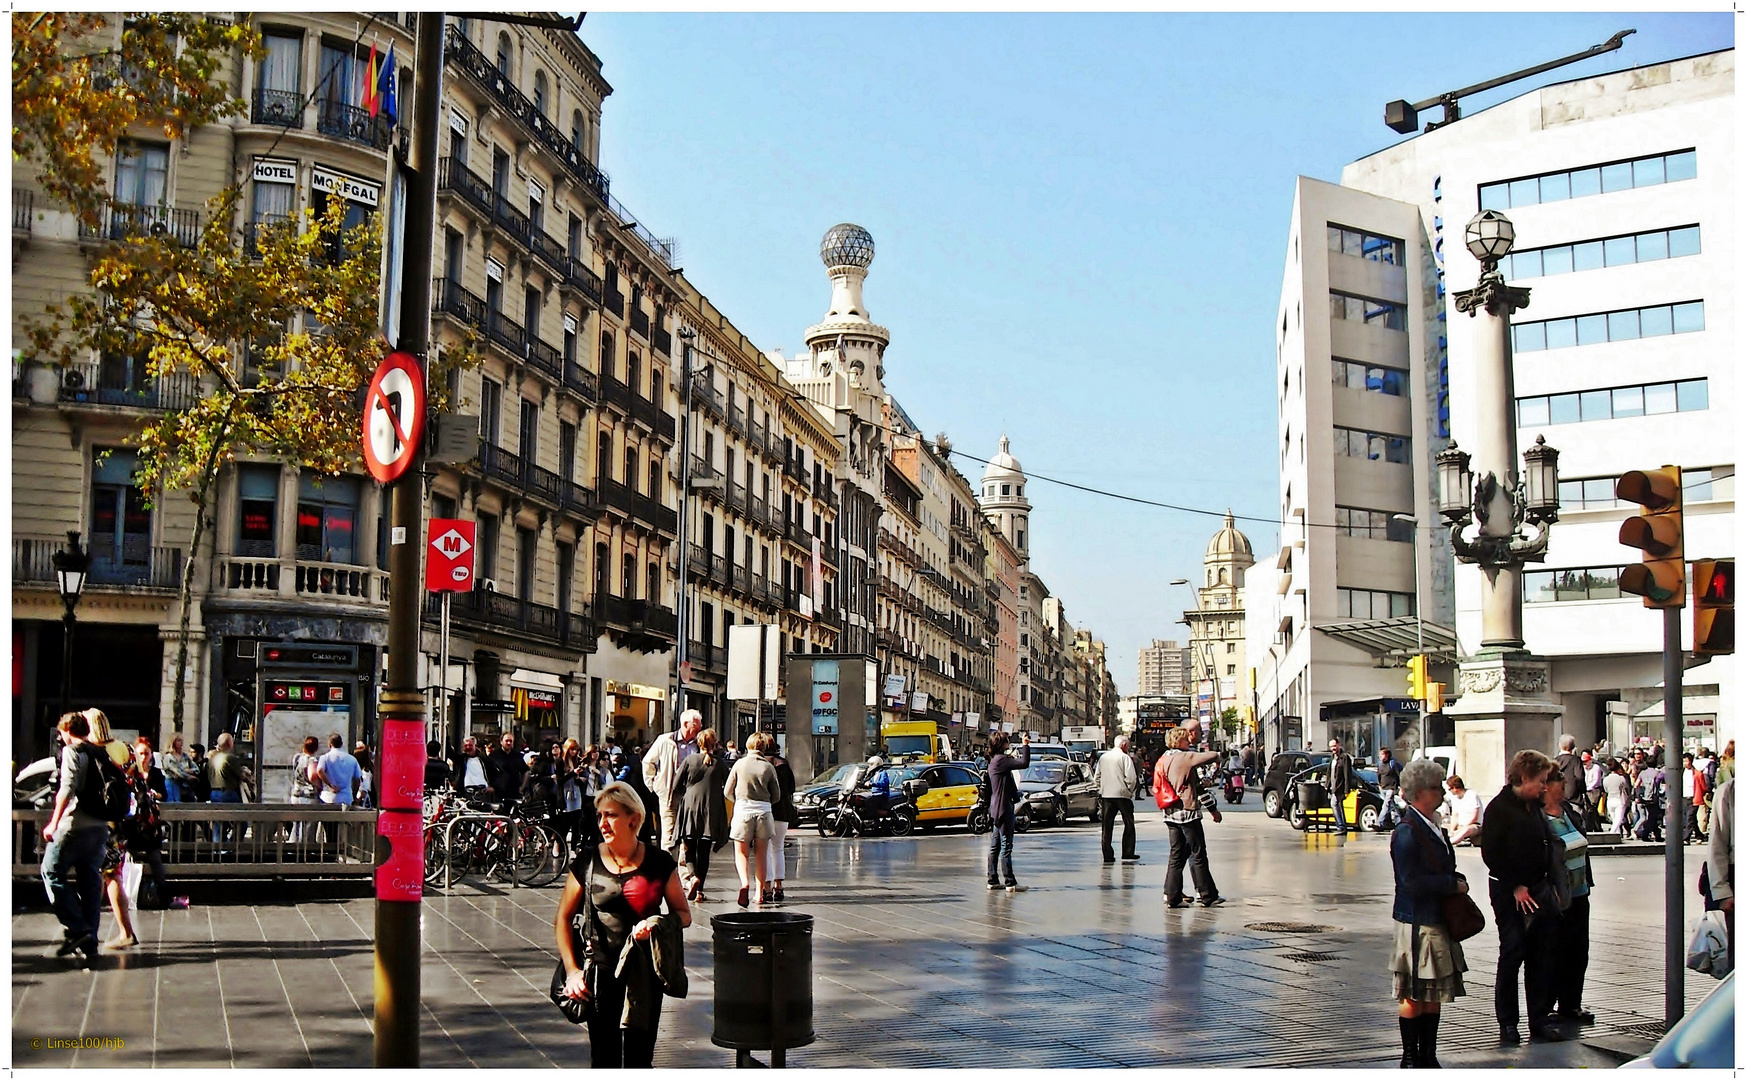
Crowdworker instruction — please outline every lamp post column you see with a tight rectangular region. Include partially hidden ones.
[1459,275,1531,650]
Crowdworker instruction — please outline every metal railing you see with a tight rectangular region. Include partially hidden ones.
[598,595,678,639]
[600,282,625,318]
[78,202,203,248]
[563,358,598,403]
[251,87,305,126]
[57,358,202,411]
[564,257,603,306]
[428,590,594,649]
[13,188,32,234]
[13,807,378,879]
[606,191,676,268]
[629,306,650,339]
[316,100,391,150]
[479,440,596,519]
[598,478,678,534]
[433,275,488,325]
[652,326,672,355]
[443,25,610,206]
[14,538,183,591]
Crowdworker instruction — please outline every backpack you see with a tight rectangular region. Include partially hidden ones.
[1153,756,1182,812]
[80,744,134,822]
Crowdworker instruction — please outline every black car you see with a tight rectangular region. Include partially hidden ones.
[1282,764,1388,832]
[1015,759,1099,825]
[1261,750,1331,818]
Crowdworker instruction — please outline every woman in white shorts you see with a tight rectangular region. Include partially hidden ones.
[724,731,781,908]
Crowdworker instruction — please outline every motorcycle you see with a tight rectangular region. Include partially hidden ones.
[966,788,1030,834]
[819,776,928,838]
[1222,771,1245,805]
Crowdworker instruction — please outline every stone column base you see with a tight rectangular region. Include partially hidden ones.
[1447,651,1563,799]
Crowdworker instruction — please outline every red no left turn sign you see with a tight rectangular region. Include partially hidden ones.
[362,351,426,483]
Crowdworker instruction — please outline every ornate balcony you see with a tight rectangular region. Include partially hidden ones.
[78,202,202,249]
[562,359,598,403]
[425,590,594,651]
[478,440,596,520]
[598,477,677,535]
[15,538,182,593]
[563,257,603,307]
[217,556,385,604]
[316,100,390,151]
[598,594,677,641]
[600,283,624,319]
[57,357,201,412]
[443,24,610,206]
[251,88,305,127]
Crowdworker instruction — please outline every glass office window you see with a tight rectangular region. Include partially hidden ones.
[1478,149,1697,209]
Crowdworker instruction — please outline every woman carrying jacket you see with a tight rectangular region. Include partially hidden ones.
[674,729,729,902]
[1389,757,1470,1067]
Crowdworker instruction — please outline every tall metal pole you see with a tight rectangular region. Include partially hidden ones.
[374,12,443,1068]
[1663,604,1685,1028]
[673,329,694,725]
[59,608,76,717]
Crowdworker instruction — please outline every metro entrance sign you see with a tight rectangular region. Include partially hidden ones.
[361,351,426,483]
[426,519,475,592]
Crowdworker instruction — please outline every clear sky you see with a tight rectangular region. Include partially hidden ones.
[573,11,1733,693]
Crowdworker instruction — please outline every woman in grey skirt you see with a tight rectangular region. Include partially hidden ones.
[1390,758,1470,1067]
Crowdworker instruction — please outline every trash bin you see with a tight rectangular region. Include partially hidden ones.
[1296,780,1328,812]
[711,911,815,1063]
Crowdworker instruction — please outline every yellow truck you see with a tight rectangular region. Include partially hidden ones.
[881,720,952,763]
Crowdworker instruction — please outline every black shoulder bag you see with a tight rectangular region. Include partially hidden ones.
[550,858,597,1024]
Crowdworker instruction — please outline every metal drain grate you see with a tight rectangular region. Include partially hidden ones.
[1246,921,1336,933]
[1280,950,1341,962]
[1612,1022,1667,1040]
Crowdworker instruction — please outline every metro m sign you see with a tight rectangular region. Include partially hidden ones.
[426,519,476,592]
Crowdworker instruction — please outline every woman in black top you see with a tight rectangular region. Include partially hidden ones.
[766,746,798,903]
[554,780,691,1067]
[673,729,729,902]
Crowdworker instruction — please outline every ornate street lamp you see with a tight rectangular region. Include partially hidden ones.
[1463,208,1516,265]
[1435,443,1473,523]
[51,531,90,715]
[1521,434,1561,525]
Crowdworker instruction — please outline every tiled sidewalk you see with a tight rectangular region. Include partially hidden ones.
[11,806,1718,1068]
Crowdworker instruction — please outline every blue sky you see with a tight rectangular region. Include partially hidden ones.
[574,11,1732,691]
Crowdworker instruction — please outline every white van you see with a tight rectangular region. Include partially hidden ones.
[1416,745,1458,779]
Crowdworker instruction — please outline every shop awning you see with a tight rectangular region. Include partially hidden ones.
[1316,617,1458,663]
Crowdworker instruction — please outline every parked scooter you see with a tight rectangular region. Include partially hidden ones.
[820,774,928,837]
[1222,770,1245,805]
[967,788,1030,834]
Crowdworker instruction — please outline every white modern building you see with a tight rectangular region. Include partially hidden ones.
[1251,47,1734,758]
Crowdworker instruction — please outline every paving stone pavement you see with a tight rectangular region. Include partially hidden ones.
[11,800,1720,1068]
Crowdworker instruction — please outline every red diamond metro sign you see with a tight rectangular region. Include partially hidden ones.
[426,519,476,592]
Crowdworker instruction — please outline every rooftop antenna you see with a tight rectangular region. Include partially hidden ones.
[1384,29,1634,135]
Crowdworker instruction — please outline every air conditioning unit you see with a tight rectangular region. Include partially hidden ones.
[481,578,498,593]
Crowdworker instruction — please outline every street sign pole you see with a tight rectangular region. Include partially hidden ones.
[1663,603,1684,1029]
[374,12,444,1068]
[439,591,452,748]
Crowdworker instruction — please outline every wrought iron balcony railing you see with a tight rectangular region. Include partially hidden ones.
[316,100,391,150]
[425,589,594,650]
[564,257,603,306]
[252,87,305,127]
[57,358,201,412]
[78,202,202,248]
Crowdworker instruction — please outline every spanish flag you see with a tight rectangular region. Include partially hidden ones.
[362,41,381,117]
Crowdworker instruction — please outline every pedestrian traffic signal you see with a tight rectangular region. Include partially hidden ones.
[1691,558,1734,656]
[1427,682,1445,713]
[1406,654,1428,700]
[1617,467,1684,608]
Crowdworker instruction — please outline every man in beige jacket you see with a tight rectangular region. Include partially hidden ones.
[642,710,702,855]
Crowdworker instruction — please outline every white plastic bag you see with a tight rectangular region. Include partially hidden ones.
[1685,909,1731,978]
[119,853,145,927]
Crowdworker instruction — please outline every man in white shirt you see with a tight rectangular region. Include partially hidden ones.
[1441,773,1484,846]
[1094,736,1141,863]
[642,709,702,855]
[315,734,361,806]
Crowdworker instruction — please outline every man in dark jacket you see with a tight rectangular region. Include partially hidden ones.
[1327,738,1359,834]
[423,741,451,793]
[985,732,1031,892]
[485,732,527,806]
[1554,734,1588,816]
[1480,748,1562,1045]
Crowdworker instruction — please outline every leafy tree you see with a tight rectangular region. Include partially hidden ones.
[12,13,260,225]
[19,14,479,738]
[1218,706,1241,741]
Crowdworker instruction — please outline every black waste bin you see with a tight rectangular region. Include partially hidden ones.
[1297,780,1328,811]
[712,911,815,1064]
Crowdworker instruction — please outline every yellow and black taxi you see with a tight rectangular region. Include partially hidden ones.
[906,761,982,829]
[1283,761,1387,832]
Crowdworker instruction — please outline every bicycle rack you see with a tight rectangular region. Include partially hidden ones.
[440,813,521,890]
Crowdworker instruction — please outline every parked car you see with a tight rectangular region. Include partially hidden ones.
[1284,763,1387,832]
[1026,742,1072,761]
[1261,750,1330,818]
[1016,759,1099,825]
[793,761,864,825]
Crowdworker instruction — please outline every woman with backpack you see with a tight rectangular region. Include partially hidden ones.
[1155,726,1224,909]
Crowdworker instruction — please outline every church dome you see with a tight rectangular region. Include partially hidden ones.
[981,435,1024,484]
[820,223,875,271]
[1205,510,1253,559]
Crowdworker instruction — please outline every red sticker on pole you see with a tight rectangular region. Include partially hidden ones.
[426,518,476,592]
[361,351,426,483]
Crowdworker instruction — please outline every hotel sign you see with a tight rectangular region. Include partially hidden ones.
[311,166,380,207]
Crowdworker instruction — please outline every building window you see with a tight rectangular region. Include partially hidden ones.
[1334,506,1413,541]
[563,314,578,366]
[1513,301,1704,352]
[1333,426,1411,464]
[621,551,636,597]
[1479,148,1696,211]
[1226,642,1236,653]
[516,526,536,602]
[1559,467,1731,509]
[258,31,302,96]
[571,110,585,153]
[90,449,149,576]
[556,541,574,614]
[237,465,279,557]
[1336,587,1415,619]
[1332,358,1407,396]
[479,377,501,444]
[532,70,547,115]
[1525,566,1626,603]
[647,561,660,603]
[600,331,616,380]
[1326,224,1403,265]
[1517,379,1707,427]
[1001,484,1011,496]
[1329,291,1407,331]
[1226,664,1236,676]
[624,445,638,488]
[295,472,360,564]
[1505,225,1700,280]
[114,141,168,207]
[495,32,512,77]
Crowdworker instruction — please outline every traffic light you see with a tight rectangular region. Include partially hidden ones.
[1617,467,1684,608]
[1427,682,1445,713]
[1406,654,1428,701]
[1692,558,1734,656]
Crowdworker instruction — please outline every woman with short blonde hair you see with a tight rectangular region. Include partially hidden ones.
[724,734,780,907]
